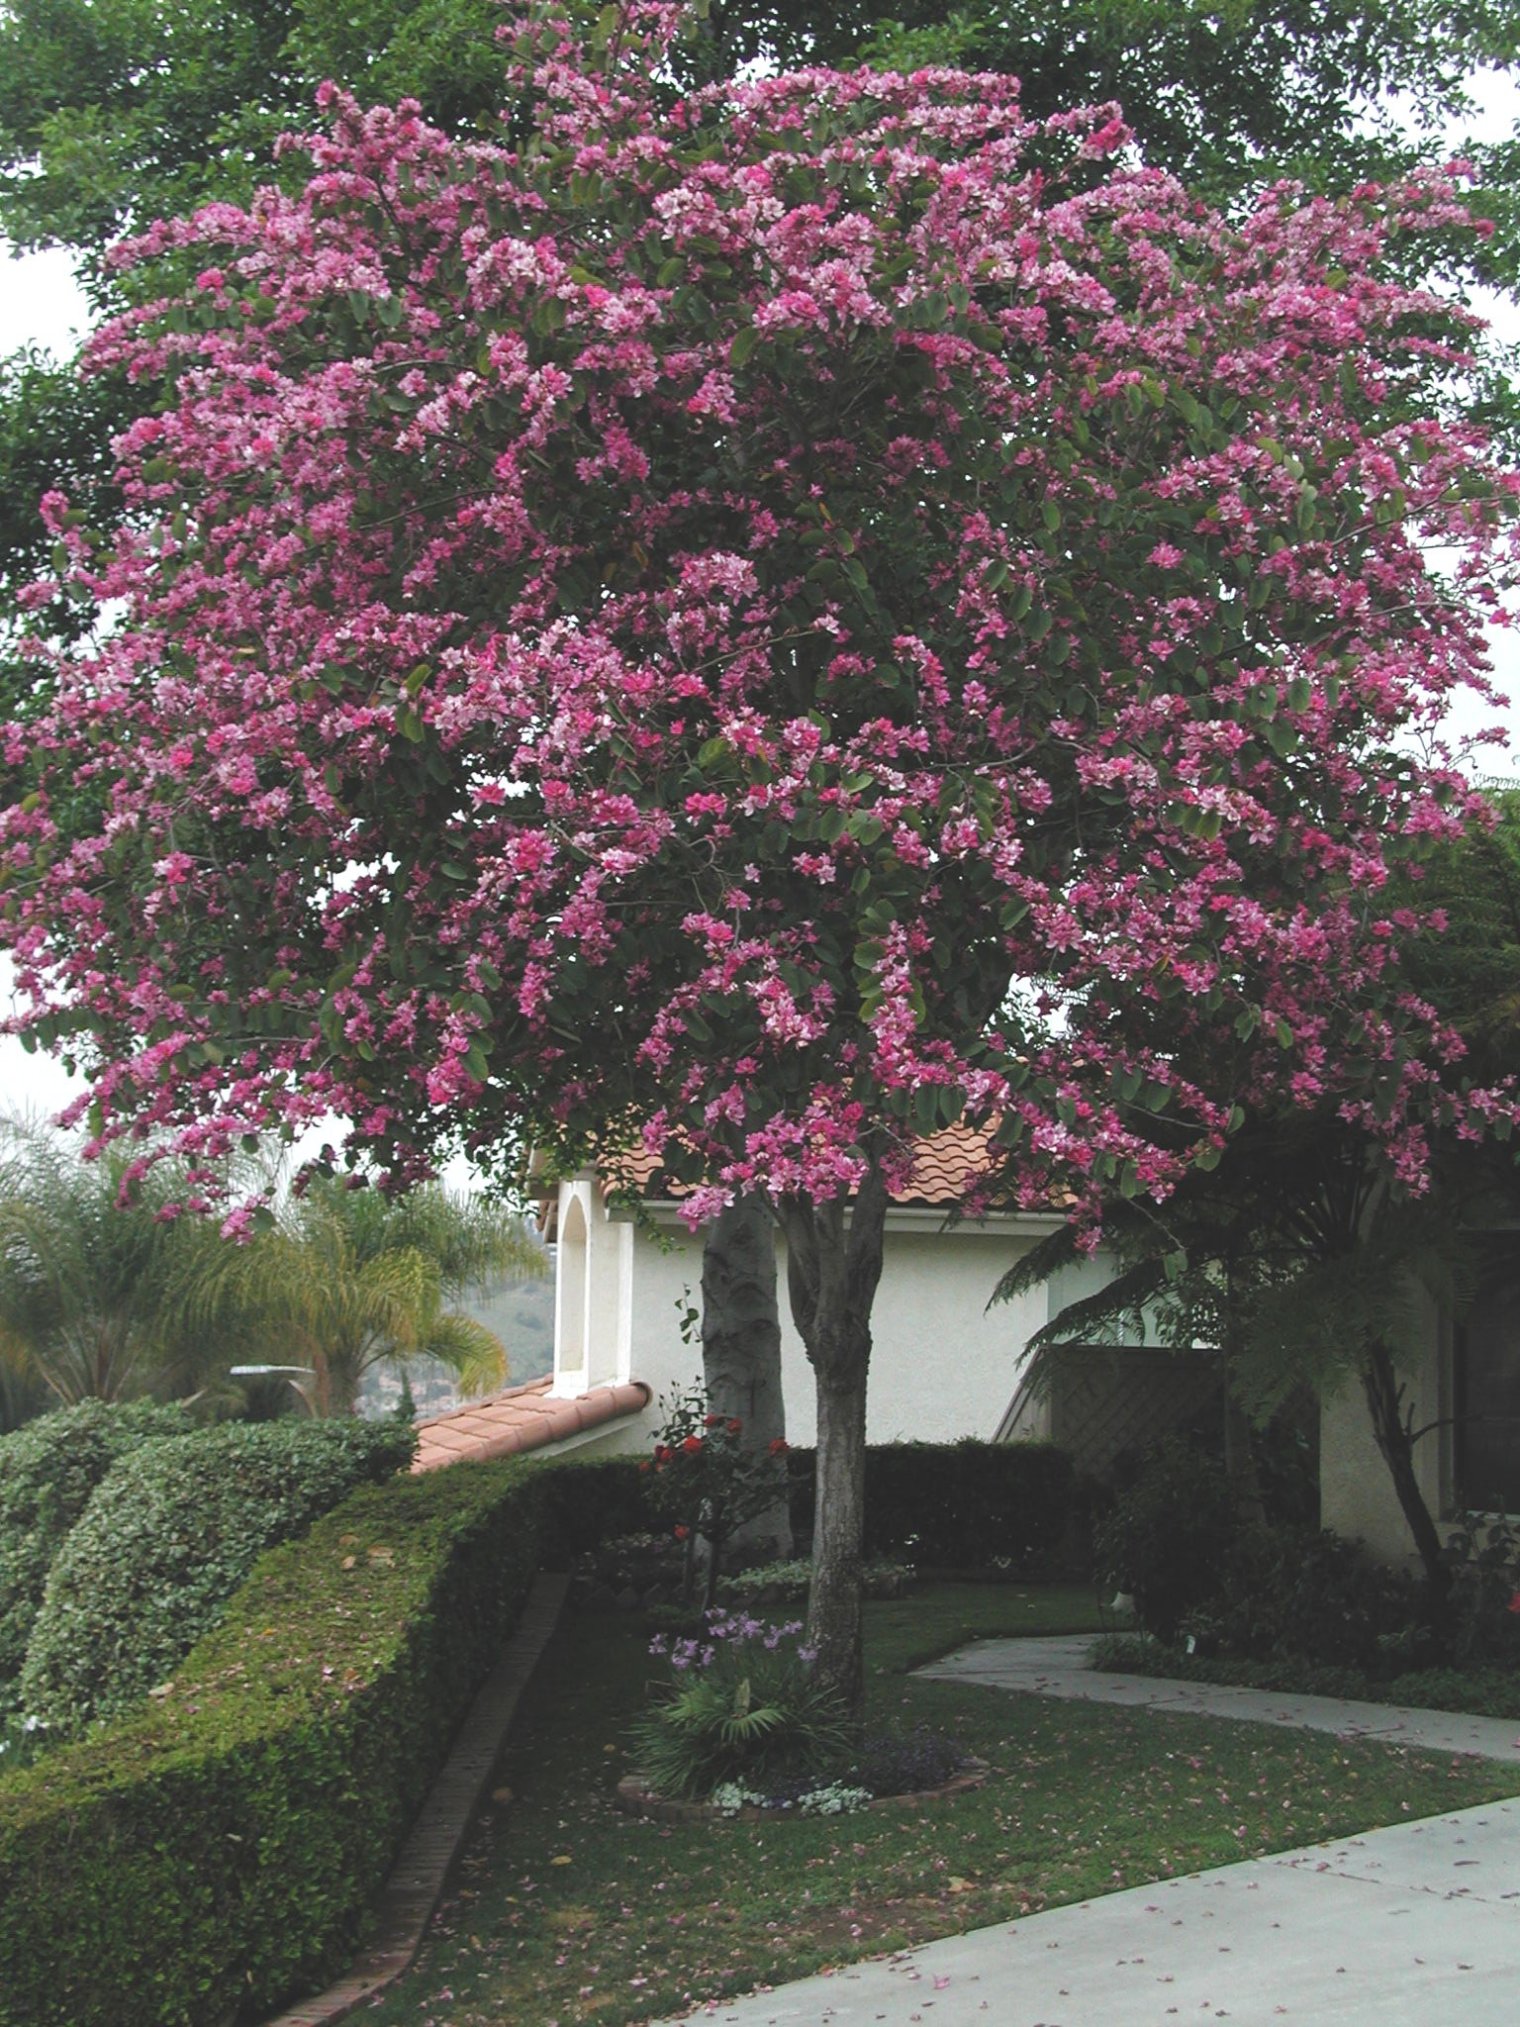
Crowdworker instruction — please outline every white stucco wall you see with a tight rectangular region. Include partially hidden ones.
[1318,1284,1448,1567]
[554,1178,1061,1449]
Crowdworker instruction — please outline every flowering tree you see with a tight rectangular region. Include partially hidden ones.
[2,2,1518,1704]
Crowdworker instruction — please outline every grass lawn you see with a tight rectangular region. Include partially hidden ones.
[362,1585,1519,2027]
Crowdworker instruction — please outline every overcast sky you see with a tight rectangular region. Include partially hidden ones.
[3,68,1520,1130]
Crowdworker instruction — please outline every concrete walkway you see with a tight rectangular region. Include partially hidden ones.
[651,1637,1520,2027]
[920,1633,1520,1764]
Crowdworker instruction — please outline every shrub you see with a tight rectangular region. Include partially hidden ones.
[539,1439,1080,1579]
[786,1439,1077,1572]
[718,1557,912,1603]
[537,1452,652,1564]
[630,1612,850,1800]
[854,1724,967,1798]
[0,1399,191,1702]
[0,1455,543,2027]
[19,1417,415,1734]
[641,1382,790,1608]
[1092,1438,1238,1641]
[1442,1512,1520,1667]
[1185,1526,1425,1671]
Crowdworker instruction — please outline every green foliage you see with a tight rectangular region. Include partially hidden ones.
[535,1440,1079,1578]
[1091,1636,1520,1720]
[0,1397,190,1703]
[630,1614,851,1800]
[0,1116,261,1407]
[719,1557,912,1603]
[643,1381,790,1604]
[1180,1527,1426,1671]
[18,1417,415,1734]
[0,1455,543,2027]
[537,1451,675,1564]
[787,1440,1078,1573]
[1442,1510,1520,1666]
[186,1174,542,1415]
[1092,1438,1238,1640]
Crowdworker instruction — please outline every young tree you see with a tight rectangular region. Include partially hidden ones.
[3,2,1517,1506]
[2,4,1517,1702]
[0,1115,250,1405]
[188,1176,541,1415]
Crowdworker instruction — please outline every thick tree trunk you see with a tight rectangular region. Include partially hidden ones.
[701,1192,790,1562]
[778,1160,890,1718]
[1360,1337,1450,1610]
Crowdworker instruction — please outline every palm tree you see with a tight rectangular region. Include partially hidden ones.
[0,1115,235,1407]
[189,1174,545,1416]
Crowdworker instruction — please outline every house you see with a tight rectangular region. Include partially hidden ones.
[1320,1261,1520,1564]
[454,1127,1215,1477]
[411,1133,1511,1577]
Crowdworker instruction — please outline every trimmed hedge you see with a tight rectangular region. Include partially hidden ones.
[536,1439,1078,1575]
[0,1455,543,2027]
[19,1417,416,1733]
[0,1399,191,1700]
[787,1440,1078,1571]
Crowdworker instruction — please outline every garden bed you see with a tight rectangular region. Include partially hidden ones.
[355,1588,1520,2027]
[613,1757,989,1822]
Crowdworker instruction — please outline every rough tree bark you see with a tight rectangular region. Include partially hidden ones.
[700,1192,791,1561]
[777,1158,890,1717]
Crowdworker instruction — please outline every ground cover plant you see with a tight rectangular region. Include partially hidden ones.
[359,1587,1518,2027]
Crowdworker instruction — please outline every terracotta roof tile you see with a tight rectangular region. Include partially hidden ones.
[602,1122,1003,1210]
[411,1375,652,1473]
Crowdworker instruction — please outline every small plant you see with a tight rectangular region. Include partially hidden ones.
[707,1777,872,1817]
[629,1610,849,1800]
[0,1710,50,1776]
[1093,1439,1238,1642]
[641,1382,790,1609]
[1442,1511,1520,1666]
[718,1556,913,1603]
[854,1724,968,1799]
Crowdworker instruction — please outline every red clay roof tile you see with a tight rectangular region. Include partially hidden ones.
[411,1375,652,1473]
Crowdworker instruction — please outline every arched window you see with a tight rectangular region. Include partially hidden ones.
[556,1193,589,1390]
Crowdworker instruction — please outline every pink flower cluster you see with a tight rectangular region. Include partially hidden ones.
[0,2,1515,1223]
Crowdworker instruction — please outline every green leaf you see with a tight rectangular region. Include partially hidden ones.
[728,325,759,369]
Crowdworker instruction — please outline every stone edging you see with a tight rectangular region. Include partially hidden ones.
[260,1571,570,2027]
[613,1757,989,1824]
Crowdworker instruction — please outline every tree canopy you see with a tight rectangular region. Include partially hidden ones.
[2,3,1517,1694]
[1,0,1517,680]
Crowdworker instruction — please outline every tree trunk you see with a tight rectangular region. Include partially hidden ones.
[1360,1336,1450,1610]
[701,1192,790,1562]
[778,1159,890,1718]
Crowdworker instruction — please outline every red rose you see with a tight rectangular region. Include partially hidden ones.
[767,1438,789,1456]
[726,1418,743,1435]
[682,1434,703,1453]
[1507,1590,1520,1614]
[638,1459,652,1473]
[673,1524,690,1540]
[703,1413,722,1428]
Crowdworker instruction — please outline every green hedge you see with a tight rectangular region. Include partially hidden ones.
[0,1456,543,2027]
[786,1440,1078,1571]
[534,1439,1078,1575]
[0,1399,191,1699]
[21,1417,416,1733]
